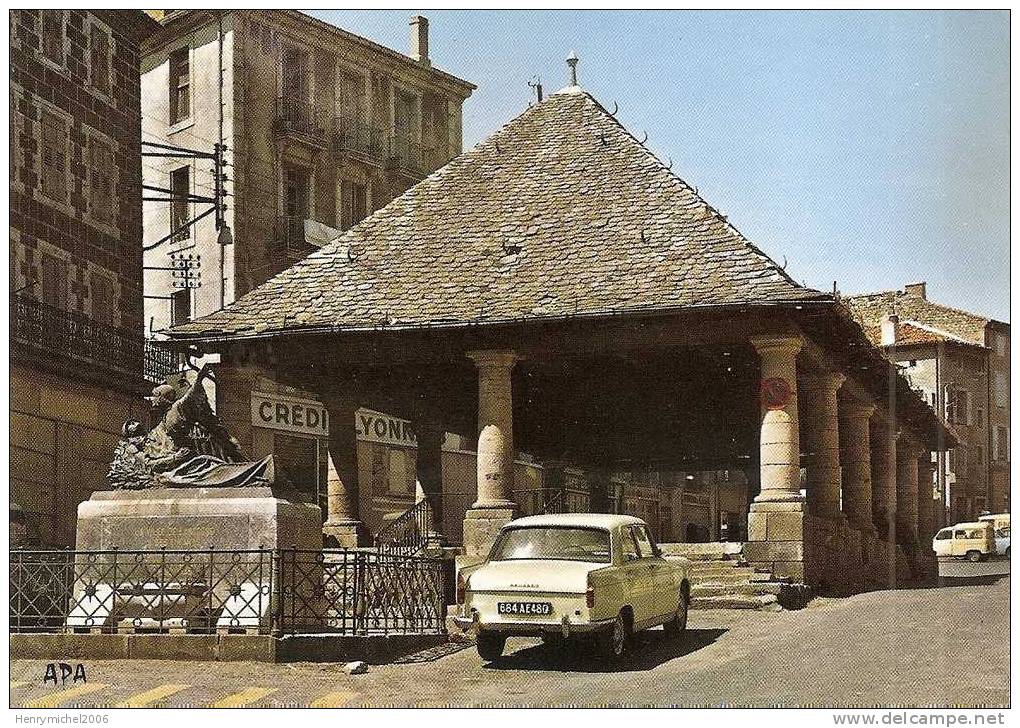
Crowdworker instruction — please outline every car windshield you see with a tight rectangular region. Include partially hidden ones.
[489,526,612,563]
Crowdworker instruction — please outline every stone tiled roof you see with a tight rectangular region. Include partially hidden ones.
[847,290,1002,348]
[169,89,828,341]
[863,321,984,349]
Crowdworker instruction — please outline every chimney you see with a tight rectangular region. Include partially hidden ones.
[410,15,429,66]
[904,281,926,299]
[881,312,900,346]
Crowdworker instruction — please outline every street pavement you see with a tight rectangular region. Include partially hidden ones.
[11,565,1009,708]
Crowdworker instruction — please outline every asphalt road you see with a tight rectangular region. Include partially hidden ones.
[11,568,1009,708]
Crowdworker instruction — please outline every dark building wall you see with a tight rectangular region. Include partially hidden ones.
[9,10,156,545]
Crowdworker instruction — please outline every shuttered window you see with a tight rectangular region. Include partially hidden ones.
[40,253,68,309]
[40,10,64,65]
[89,24,111,95]
[170,166,190,240]
[88,137,116,225]
[90,273,115,325]
[39,110,69,204]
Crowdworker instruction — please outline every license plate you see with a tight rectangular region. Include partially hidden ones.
[498,601,553,616]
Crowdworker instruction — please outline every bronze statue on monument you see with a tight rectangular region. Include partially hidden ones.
[108,364,281,490]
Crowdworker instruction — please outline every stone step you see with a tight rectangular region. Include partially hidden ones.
[690,572,759,585]
[686,563,756,576]
[690,593,781,611]
[658,542,743,561]
[691,582,784,598]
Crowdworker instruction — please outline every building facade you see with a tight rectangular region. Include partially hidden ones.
[9,10,159,545]
[848,282,1010,522]
[140,9,474,335]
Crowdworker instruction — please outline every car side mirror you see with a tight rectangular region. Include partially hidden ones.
[653,545,663,558]
[624,553,639,562]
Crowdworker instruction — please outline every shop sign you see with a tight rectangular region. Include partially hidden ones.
[251,394,329,436]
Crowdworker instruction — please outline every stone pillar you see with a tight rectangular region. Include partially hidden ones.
[462,350,519,556]
[896,436,921,545]
[746,336,807,582]
[839,399,877,531]
[801,371,846,520]
[322,397,363,547]
[414,416,445,545]
[870,413,898,543]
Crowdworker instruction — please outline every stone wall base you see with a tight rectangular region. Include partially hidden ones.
[10,633,446,664]
[462,507,515,557]
[745,500,805,583]
[322,521,363,549]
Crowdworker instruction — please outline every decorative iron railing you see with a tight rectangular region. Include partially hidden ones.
[10,548,446,636]
[275,98,328,144]
[334,115,385,161]
[144,339,183,384]
[374,499,433,555]
[11,296,144,380]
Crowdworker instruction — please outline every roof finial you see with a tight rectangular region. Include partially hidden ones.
[567,50,579,87]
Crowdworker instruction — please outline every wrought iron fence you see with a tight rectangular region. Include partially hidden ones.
[11,295,144,378]
[10,548,446,636]
[374,499,433,555]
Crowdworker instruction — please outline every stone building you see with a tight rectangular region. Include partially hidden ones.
[139,11,475,517]
[140,10,474,332]
[848,283,1010,522]
[165,71,954,592]
[9,10,159,545]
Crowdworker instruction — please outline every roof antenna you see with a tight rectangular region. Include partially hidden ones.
[639,131,648,145]
[666,156,673,170]
[610,101,618,116]
[528,76,543,103]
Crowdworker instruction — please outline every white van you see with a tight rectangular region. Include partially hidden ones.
[932,522,996,562]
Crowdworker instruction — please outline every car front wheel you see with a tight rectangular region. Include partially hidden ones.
[477,631,506,662]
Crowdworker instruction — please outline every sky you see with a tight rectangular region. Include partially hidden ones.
[307,9,1010,321]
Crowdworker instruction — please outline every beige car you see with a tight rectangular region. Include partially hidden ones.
[932,522,996,562]
[453,513,692,661]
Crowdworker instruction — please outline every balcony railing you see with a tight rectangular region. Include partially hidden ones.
[387,136,425,177]
[144,339,184,385]
[275,98,329,147]
[334,115,385,163]
[11,296,144,382]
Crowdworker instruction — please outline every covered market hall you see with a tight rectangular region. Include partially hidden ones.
[164,77,954,595]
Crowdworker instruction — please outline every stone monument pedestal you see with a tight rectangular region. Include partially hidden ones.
[462,507,514,558]
[76,487,323,552]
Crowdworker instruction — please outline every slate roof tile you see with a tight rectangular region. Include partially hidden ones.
[169,89,827,341]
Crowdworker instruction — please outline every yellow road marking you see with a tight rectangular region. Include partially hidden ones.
[209,687,277,708]
[24,683,108,708]
[115,684,190,708]
[309,690,357,708]
[10,681,30,690]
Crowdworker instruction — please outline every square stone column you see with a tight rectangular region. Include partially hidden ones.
[462,350,519,557]
[745,336,807,582]
[322,396,364,548]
